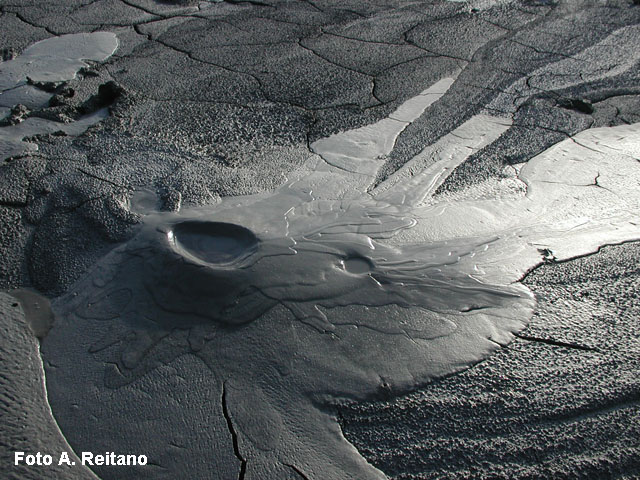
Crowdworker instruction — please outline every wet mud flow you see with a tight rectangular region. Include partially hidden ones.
[2,25,639,480]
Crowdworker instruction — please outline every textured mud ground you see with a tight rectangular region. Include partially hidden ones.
[341,242,640,479]
[1,0,640,479]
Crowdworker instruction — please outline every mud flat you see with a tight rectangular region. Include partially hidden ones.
[42,85,640,479]
[1,1,640,479]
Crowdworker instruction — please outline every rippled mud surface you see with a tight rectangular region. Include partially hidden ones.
[41,74,640,479]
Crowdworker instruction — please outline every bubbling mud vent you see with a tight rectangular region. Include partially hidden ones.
[40,74,640,480]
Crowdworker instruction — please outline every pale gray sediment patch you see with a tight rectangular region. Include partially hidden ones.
[0,32,118,92]
[389,121,640,283]
[287,78,456,201]
[39,73,640,480]
[129,189,164,215]
[0,108,109,160]
[373,114,513,205]
[307,78,454,190]
[0,85,51,113]
[0,32,118,161]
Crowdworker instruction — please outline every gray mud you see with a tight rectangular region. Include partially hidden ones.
[340,241,640,479]
[1,1,639,479]
[41,86,639,479]
[0,33,119,161]
[0,292,97,480]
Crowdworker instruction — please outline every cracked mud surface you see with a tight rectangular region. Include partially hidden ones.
[341,242,640,479]
[1,0,640,479]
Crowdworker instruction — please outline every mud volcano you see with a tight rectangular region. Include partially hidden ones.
[40,77,640,479]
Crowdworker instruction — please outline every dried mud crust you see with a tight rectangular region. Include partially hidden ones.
[1,1,640,479]
[340,241,640,480]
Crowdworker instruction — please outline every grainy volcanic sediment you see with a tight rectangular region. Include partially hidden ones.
[1,1,639,479]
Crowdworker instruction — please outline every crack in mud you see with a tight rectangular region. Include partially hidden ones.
[514,333,599,352]
[285,463,311,480]
[221,383,248,479]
